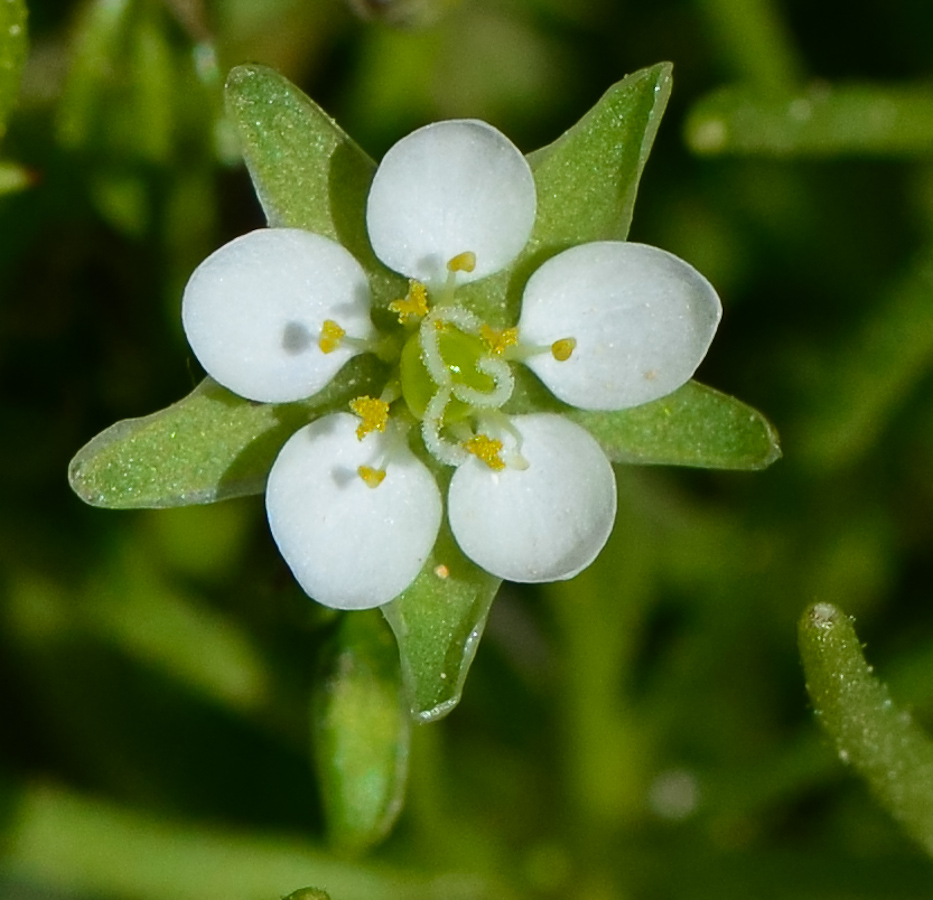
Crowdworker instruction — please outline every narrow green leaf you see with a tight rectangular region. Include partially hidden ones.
[0,0,27,139]
[224,64,401,301]
[795,251,933,471]
[694,0,803,92]
[382,522,500,722]
[68,357,387,509]
[799,602,933,855]
[459,62,674,324]
[567,380,781,470]
[312,611,410,854]
[687,82,933,157]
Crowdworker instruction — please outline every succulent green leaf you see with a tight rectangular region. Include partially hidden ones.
[312,611,410,854]
[68,358,387,509]
[382,522,500,722]
[458,62,674,324]
[0,0,27,139]
[799,602,933,855]
[224,64,402,302]
[568,380,781,470]
[687,82,933,157]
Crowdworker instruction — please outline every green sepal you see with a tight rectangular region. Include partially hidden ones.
[0,0,27,140]
[569,380,781,470]
[459,62,674,325]
[224,64,405,307]
[68,357,388,509]
[799,602,933,855]
[382,521,500,722]
[687,82,933,157]
[311,611,410,854]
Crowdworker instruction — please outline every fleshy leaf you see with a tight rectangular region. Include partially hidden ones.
[567,380,781,470]
[799,602,933,855]
[382,521,500,722]
[457,62,674,324]
[68,357,387,509]
[687,82,933,157]
[0,0,27,139]
[224,64,403,302]
[312,611,410,853]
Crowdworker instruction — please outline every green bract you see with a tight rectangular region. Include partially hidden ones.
[69,63,781,727]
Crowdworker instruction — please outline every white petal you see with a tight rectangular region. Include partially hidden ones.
[182,228,374,403]
[447,414,616,583]
[366,120,536,287]
[266,413,442,610]
[518,242,722,410]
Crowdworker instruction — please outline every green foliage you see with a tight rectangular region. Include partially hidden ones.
[799,603,933,855]
[312,611,411,852]
[5,1,933,899]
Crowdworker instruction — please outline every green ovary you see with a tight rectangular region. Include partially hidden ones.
[400,326,496,422]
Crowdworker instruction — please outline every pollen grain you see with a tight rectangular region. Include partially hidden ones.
[358,465,386,488]
[318,319,346,353]
[464,433,506,471]
[350,395,390,440]
[389,280,429,323]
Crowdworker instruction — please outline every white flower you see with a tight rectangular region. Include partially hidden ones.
[180,119,721,610]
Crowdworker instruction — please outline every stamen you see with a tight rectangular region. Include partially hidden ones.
[464,434,506,471]
[389,280,429,323]
[447,251,476,274]
[358,465,386,488]
[349,395,390,440]
[551,337,577,361]
[318,319,346,354]
[480,325,519,356]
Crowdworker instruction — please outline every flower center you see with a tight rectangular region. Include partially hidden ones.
[400,325,496,422]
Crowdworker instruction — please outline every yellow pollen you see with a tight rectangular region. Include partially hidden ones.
[434,564,450,579]
[464,434,506,471]
[358,465,386,488]
[480,325,519,356]
[389,280,429,323]
[551,337,577,362]
[318,319,346,353]
[447,251,476,273]
[349,395,390,440]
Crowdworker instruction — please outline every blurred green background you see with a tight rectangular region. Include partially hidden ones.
[3,0,933,897]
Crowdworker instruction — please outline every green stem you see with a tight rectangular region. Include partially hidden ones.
[798,602,933,855]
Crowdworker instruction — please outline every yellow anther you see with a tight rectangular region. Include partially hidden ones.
[349,395,390,440]
[358,465,386,488]
[447,251,476,273]
[480,325,519,356]
[551,337,577,362]
[464,434,506,471]
[389,280,429,323]
[318,319,346,354]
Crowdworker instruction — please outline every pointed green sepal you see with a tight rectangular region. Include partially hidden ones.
[312,611,410,854]
[225,64,402,301]
[68,358,387,509]
[568,380,781,470]
[528,62,673,250]
[459,62,674,324]
[382,523,500,722]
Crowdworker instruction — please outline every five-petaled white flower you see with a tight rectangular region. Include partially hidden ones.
[181,120,721,610]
